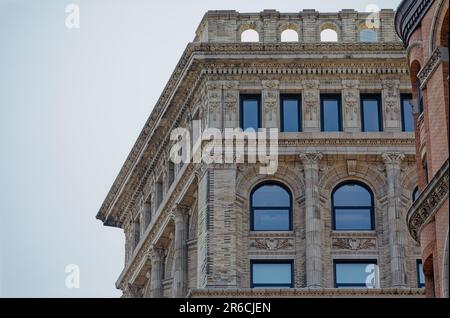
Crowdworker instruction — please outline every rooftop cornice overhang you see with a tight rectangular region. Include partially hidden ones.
[97,42,408,227]
[406,158,449,242]
[187,287,425,297]
[395,0,434,44]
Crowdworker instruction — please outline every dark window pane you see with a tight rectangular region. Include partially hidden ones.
[282,98,300,132]
[333,184,372,207]
[417,261,425,288]
[402,97,414,132]
[334,209,372,230]
[335,262,377,287]
[412,187,420,202]
[252,184,290,207]
[253,209,290,231]
[362,98,381,132]
[242,97,259,130]
[252,263,292,286]
[322,98,340,131]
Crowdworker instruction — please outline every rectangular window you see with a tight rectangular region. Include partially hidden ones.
[333,208,373,230]
[320,94,342,132]
[401,94,414,132]
[168,162,175,189]
[156,177,164,209]
[133,218,141,250]
[360,94,382,132]
[280,94,301,132]
[240,94,261,131]
[334,260,378,288]
[144,196,152,228]
[252,209,291,231]
[417,260,425,288]
[251,260,293,288]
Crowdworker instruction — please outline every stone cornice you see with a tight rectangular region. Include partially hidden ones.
[187,287,425,298]
[418,46,449,88]
[407,159,449,241]
[97,41,409,226]
[395,0,434,44]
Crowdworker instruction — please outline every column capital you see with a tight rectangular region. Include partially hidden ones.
[149,244,164,259]
[300,152,323,165]
[382,152,405,165]
[171,204,189,223]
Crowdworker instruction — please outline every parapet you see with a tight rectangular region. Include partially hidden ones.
[194,9,400,43]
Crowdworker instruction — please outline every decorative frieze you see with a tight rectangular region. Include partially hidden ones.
[250,238,294,250]
[417,46,449,89]
[332,237,377,250]
[407,159,449,241]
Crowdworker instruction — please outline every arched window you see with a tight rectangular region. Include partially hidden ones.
[359,29,378,42]
[241,29,259,42]
[332,181,374,231]
[412,186,420,202]
[281,29,299,42]
[251,182,292,231]
[320,29,338,42]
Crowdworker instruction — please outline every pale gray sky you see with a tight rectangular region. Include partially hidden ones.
[0,0,400,297]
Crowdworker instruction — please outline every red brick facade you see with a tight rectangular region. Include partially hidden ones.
[396,0,449,298]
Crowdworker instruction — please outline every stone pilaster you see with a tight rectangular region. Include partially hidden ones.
[301,10,319,42]
[382,152,407,287]
[300,152,323,288]
[342,80,361,132]
[150,245,164,298]
[223,81,239,129]
[302,80,320,132]
[339,9,357,42]
[172,204,189,298]
[262,80,279,128]
[206,81,222,130]
[382,79,401,131]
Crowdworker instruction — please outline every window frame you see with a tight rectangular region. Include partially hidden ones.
[416,259,425,288]
[250,181,293,231]
[333,259,378,288]
[320,94,342,132]
[331,181,375,231]
[280,94,302,132]
[240,94,261,131]
[360,94,383,132]
[250,259,294,288]
[400,93,414,132]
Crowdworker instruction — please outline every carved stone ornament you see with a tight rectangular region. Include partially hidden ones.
[250,238,293,250]
[332,238,377,250]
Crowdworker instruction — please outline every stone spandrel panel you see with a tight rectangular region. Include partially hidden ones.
[302,80,320,131]
[262,80,279,128]
[382,79,401,131]
[342,80,361,132]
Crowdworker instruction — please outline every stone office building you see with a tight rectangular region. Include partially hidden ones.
[97,9,425,298]
[395,0,449,298]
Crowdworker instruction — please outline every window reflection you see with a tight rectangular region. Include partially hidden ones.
[332,182,374,230]
[251,183,292,231]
